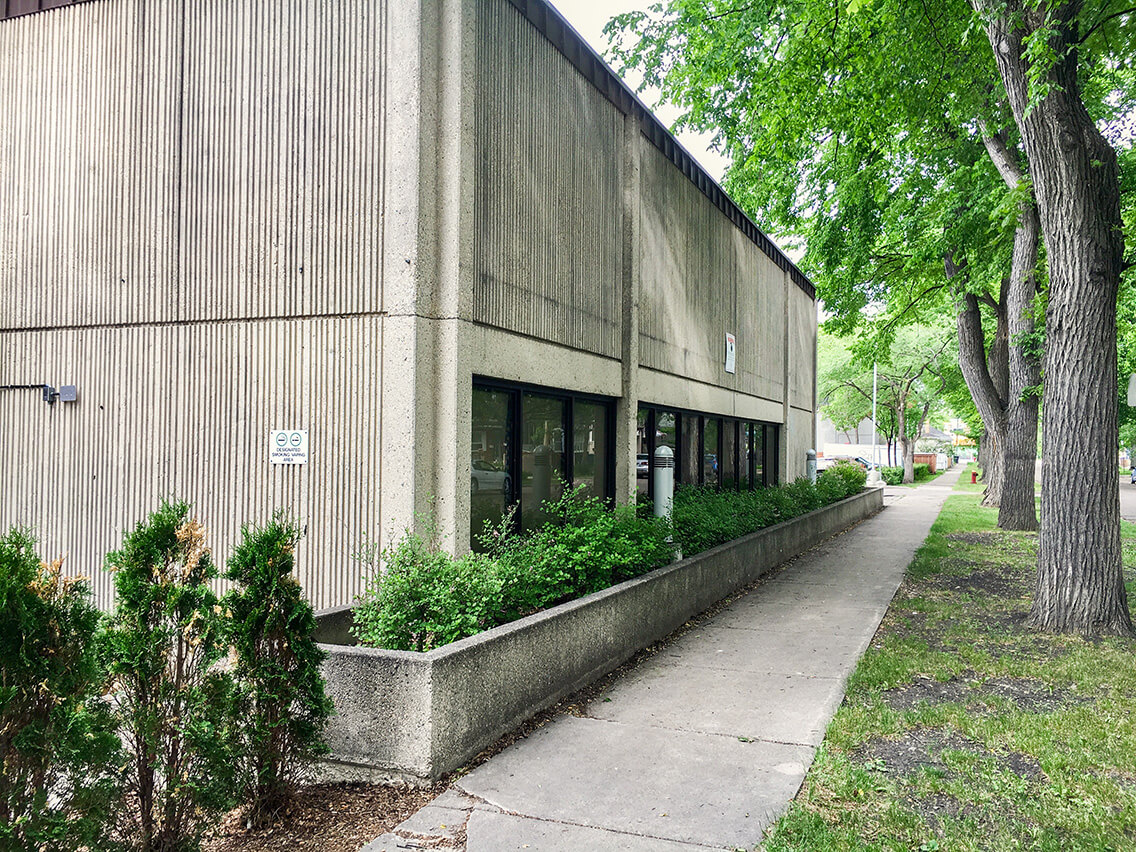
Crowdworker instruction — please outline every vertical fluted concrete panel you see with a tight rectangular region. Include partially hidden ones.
[178,0,384,320]
[637,141,787,406]
[0,0,182,329]
[471,0,622,359]
[0,317,383,611]
[0,0,385,329]
[788,285,816,411]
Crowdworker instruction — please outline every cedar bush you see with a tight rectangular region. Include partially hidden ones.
[0,529,122,852]
[224,515,334,825]
[103,502,238,852]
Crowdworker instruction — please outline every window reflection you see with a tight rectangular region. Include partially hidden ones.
[573,399,608,501]
[703,418,719,488]
[754,423,765,487]
[681,413,700,485]
[721,420,737,489]
[521,393,566,530]
[470,387,515,548]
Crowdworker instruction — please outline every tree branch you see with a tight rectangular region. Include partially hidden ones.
[1078,5,1136,44]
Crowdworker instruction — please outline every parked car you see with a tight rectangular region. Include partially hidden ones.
[471,459,511,495]
[1130,467,1135,485]
[636,453,650,477]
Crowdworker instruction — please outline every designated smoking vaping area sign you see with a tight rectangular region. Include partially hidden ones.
[269,430,309,465]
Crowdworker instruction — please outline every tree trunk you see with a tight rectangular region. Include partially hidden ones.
[999,202,1040,530]
[956,289,1006,505]
[978,0,1132,634]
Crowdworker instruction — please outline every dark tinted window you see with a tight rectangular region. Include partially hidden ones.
[470,387,516,547]
[573,399,609,502]
[703,418,719,488]
[521,393,567,529]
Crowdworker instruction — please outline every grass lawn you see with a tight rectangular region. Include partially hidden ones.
[761,485,1136,851]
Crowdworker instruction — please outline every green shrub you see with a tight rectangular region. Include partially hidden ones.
[354,491,674,652]
[490,490,674,620]
[103,502,238,852]
[913,463,933,481]
[672,469,865,555]
[881,466,904,485]
[352,525,503,652]
[224,516,334,828]
[825,460,869,493]
[0,530,122,852]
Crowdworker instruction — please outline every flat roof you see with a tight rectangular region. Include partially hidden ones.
[508,0,816,300]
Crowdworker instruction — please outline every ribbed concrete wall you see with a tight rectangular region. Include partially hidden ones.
[0,0,390,609]
[471,0,623,359]
[638,140,787,404]
[789,286,816,411]
[0,317,383,610]
[0,0,386,329]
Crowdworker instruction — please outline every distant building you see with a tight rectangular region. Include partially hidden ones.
[0,0,817,609]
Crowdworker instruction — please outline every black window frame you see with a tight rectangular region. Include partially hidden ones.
[639,402,780,496]
[472,376,616,542]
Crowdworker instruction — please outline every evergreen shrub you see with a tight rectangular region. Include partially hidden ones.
[224,515,335,827]
[0,530,122,852]
[103,502,238,852]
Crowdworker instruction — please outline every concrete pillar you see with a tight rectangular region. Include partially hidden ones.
[615,112,641,504]
[780,268,792,483]
[378,0,474,553]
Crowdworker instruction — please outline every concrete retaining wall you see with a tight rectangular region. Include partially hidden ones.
[318,487,884,780]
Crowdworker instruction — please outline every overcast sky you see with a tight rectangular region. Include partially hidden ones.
[548,0,730,180]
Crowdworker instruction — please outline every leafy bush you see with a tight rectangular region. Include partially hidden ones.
[672,468,865,555]
[0,530,122,852]
[103,502,238,852]
[881,466,904,485]
[355,471,865,653]
[913,463,933,481]
[352,526,503,652]
[489,491,675,620]
[224,516,334,827]
[354,490,675,652]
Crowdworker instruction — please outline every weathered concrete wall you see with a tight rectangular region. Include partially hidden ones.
[638,139,787,405]
[0,0,389,328]
[470,0,624,359]
[0,318,384,610]
[0,0,408,609]
[319,487,884,780]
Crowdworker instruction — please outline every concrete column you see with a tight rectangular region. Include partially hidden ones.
[615,113,642,504]
[780,268,792,483]
[378,0,474,552]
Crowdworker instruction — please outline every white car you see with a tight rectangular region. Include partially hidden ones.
[471,460,511,495]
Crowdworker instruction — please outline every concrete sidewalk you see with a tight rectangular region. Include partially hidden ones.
[366,469,961,851]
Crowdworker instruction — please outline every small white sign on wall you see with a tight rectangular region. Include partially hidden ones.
[269,430,309,465]
[725,332,736,374]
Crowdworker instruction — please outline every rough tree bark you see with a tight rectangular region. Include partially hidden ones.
[976,0,1132,634]
[946,129,1041,529]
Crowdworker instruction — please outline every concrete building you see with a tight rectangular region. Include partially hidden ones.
[0,0,818,610]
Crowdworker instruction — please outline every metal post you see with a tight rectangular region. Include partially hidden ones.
[807,448,817,484]
[652,445,674,520]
